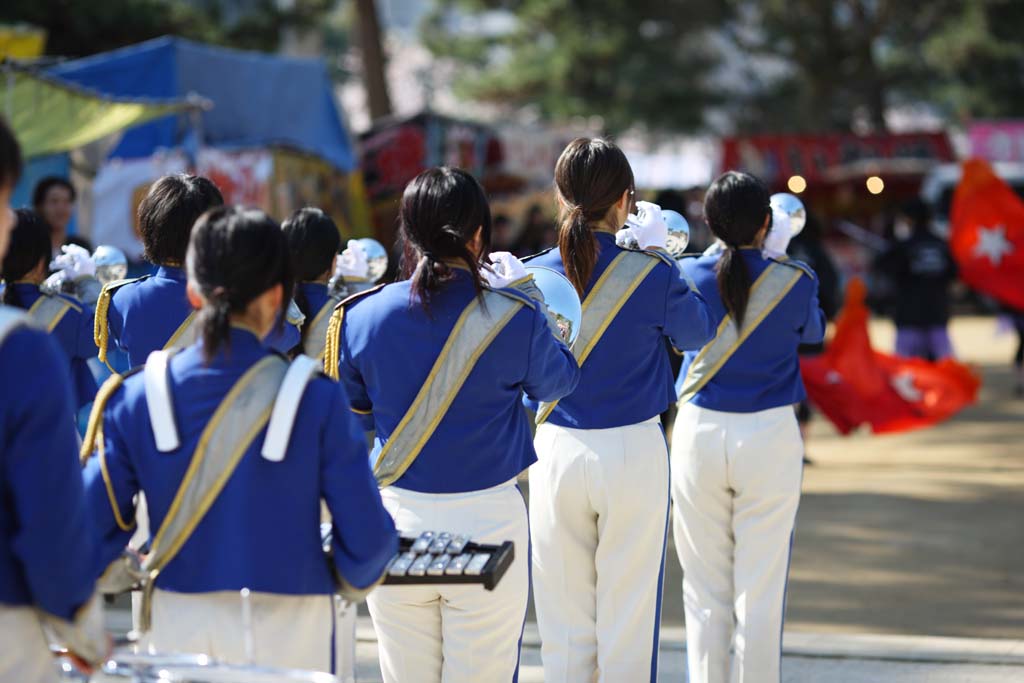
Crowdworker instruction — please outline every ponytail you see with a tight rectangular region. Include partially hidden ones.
[399,168,491,313]
[703,171,773,329]
[558,207,598,297]
[715,246,752,326]
[187,206,292,364]
[198,290,233,361]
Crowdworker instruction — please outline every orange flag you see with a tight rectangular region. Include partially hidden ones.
[950,159,1024,310]
[800,278,980,435]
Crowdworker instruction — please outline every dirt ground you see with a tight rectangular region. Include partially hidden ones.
[519,315,1024,639]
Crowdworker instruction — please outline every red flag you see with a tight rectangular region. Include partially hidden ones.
[800,279,980,435]
[950,158,1024,310]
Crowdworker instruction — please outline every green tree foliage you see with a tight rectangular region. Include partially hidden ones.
[0,0,335,58]
[426,0,1024,135]
[422,0,728,134]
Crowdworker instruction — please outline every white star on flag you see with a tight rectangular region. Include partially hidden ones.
[891,372,923,403]
[973,225,1014,266]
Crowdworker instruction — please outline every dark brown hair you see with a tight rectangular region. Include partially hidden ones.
[186,206,292,362]
[703,171,771,326]
[554,138,634,296]
[399,167,491,311]
[139,174,224,265]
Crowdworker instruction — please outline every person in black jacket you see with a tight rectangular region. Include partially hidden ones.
[874,199,957,360]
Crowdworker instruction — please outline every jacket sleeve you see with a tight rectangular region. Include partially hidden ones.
[76,304,99,359]
[521,302,581,403]
[4,330,97,619]
[798,276,827,345]
[663,263,716,352]
[320,382,398,589]
[81,397,139,576]
[336,316,375,431]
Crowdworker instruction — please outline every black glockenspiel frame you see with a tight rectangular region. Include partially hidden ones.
[382,539,515,592]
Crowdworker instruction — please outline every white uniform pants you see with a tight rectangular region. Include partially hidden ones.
[141,589,335,673]
[367,480,529,683]
[671,403,803,683]
[0,606,55,683]
[530,416,670,683]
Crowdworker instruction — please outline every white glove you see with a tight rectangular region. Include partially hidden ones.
[482,251,530,288]
[615,227,640,250]
[49,243,96,281]
[41,270,69,296]
[625,200,668,250]
[335,240,369,281]
[763,208,793,259]
[39,595,111,668]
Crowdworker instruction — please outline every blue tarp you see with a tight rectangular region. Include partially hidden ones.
[50,36,355,171]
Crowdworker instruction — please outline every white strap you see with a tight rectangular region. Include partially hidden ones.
[261,355,320,462]
[144,350,181,452]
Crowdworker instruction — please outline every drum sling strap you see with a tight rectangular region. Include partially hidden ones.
[27,294,75,333]
[677,262,804,406]
[162,311,199,350]
[304,294,344,361]
[534,250,661,425]
[0,306,27,346]
[372,290,526,488]
[135,354,292,631]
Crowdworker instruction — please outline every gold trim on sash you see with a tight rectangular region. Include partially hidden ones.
[163,311,198,350]
[677,264,803,405]
[535,251,659,425]
[27,295,73,333]
[373,291,524,488]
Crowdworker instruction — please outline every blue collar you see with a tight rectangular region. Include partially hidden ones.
[197,325,267,365]
[155,265,187,282]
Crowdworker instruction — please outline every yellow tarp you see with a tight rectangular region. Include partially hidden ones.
[3,65,191,158]
[0,27,46,59]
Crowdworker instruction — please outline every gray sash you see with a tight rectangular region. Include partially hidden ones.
[137,355,289,630]
[535,250,660,425]
[0,306,26,346]
[27,295,75,332]
[164,311,199,349]
[677,263,804,405]
[305,295,343,360]
[374,289,526,488]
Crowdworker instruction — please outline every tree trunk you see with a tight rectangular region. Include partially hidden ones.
[355,0,393,121]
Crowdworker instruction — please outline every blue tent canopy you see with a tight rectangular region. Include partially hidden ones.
[50,36,355,171]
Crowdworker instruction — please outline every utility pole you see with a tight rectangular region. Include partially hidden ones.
[355,0,393,121]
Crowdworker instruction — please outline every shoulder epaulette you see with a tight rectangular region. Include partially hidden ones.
[336,282,387,311]
[323,283,387,381]
[79,366,141,465]
[484,285,534,307]
[521,246,556,263]
[617,245,676,269]
[95,276,149,367]
[772,256,815,279]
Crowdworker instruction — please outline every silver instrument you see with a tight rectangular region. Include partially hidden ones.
[769,193,807,237]
[524,266,582,346]
[662,210,691,259]
[357,238,389,284]
[93,245,129,285]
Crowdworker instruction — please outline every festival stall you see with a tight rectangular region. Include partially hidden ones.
[47,36,372,259]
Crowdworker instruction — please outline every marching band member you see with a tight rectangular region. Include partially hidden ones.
[672,172,825,683]
[0,117,107,683]
[281,207,346,359]
[524,138,714,683]
[81,206,397,672]
[325,167,580,683]
[95,174,225,370]
[1,208,98,408]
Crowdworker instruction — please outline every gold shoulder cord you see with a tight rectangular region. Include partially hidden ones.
[94,285,115,370]
[80,373,125,465]
[323,307,344,380]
